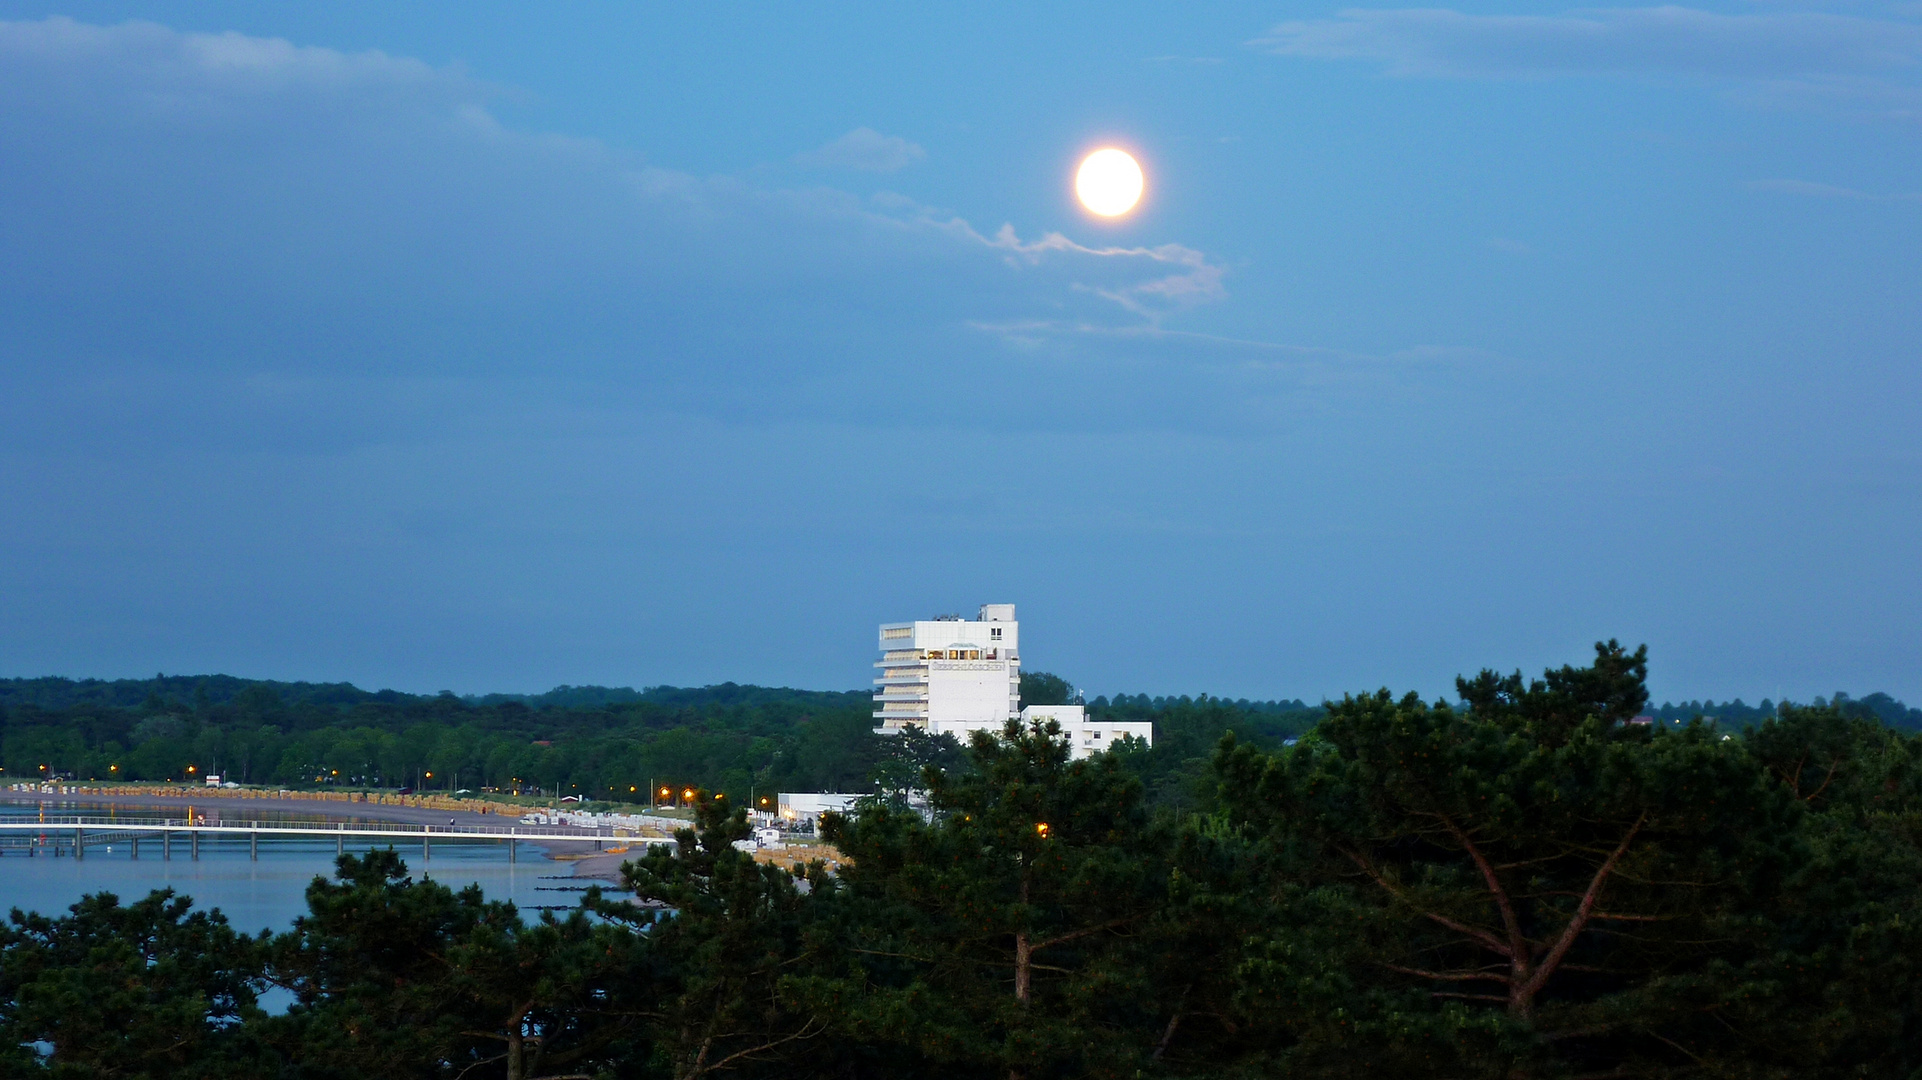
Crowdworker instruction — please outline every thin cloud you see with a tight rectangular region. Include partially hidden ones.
[1250,7,1922,80]
[975,224,1227,320]
[1747,178,1922,201]
[795,127,926,172]
[0,14,1231,430]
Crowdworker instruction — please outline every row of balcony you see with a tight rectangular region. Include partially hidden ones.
[874,649,1014,664]
[873,690,928,703]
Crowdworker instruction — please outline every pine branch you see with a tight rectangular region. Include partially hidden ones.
[1517,811,1647,1005]
[679,1018,826,1080]
[1437,813,1530,966]
[1381,963,1511,984]
[1031,915,1139,952]
[1339,845,1514,959]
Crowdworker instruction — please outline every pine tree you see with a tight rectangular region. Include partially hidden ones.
[814,718,1174,1079]
[1215,641,1806,1076]
[0,889,266,1079]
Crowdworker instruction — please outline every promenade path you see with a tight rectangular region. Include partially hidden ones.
[0,791,684,877]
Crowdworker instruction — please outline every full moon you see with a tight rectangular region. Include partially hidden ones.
[1075,148,1144,217]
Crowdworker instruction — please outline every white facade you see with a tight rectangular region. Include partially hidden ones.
[874,603,1021,734]
[870,603,1153,760]
[1020,705,1154,760]
[778,792,862,826]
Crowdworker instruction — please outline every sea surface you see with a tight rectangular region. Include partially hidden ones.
[0,801,596,936]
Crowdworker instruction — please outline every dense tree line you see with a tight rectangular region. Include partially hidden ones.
[8,642,1922,1077]
[0,675,1321,805]
[0,680,882,800]
[1646,690,1922,731]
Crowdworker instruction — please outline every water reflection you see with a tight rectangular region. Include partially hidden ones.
[0,801,614,936]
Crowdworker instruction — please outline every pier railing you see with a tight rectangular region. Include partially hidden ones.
[0,814,664,839]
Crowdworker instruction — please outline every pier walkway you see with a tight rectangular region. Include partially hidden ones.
[0,814,669,861]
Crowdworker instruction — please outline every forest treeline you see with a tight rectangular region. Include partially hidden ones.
[0,673,1319,804]
[8,640,1922,1079]
[4,669,1915,808]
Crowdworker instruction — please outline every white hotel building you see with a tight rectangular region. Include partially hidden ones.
[873,604,1151,760]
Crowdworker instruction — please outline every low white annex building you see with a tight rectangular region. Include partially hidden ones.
[778,791,861,825]
[1019,704,1154,761]
[872,604,1151,760]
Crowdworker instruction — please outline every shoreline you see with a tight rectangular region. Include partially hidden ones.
[0,791,651,882]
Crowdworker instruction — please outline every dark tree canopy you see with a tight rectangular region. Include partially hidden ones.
[1016,671,1073,709]
[8,646,1922,1078]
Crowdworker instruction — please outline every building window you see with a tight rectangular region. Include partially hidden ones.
[990,627,1002,639]
[882,627,911,639]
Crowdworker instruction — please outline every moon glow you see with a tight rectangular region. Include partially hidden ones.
[1075,148,1144,217]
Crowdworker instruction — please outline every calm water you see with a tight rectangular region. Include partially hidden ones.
[0,802,603,935]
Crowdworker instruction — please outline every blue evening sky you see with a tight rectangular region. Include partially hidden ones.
[1,3,1917,703]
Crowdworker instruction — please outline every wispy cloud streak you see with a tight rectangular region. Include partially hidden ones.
[1747,178,1922,202]
[1252,7,1922,79]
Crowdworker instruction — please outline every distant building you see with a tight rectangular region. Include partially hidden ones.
[872,604,1152,760]
[778,792,862,828]
[1019,704,1153,761]
[874,603,1022,736]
